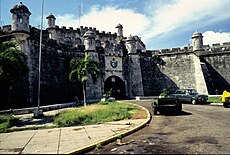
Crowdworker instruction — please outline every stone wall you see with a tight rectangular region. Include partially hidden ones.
[26,30,86,106]
[201,51,230,94]
[141,52,198,95]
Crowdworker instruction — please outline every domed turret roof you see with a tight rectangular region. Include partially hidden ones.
[115,23,123,28]
[46,13,56,19]
[192,31,203,38]
[126,35,135,41]
[83,30,95,39]
[10,2,31,15]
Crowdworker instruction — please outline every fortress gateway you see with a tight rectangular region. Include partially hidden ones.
[1,2,230,108]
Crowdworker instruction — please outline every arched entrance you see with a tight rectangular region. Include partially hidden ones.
[104,76,126,99]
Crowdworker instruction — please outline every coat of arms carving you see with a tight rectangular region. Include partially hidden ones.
[110,58,118,68]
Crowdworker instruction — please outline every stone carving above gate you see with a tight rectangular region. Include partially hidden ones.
[110,58,118,68]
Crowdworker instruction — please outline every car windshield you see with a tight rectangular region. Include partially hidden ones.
[186,89,198,95]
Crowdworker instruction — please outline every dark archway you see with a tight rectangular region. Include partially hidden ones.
[104,76,126,99]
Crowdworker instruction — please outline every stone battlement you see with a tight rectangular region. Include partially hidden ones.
[150,42,230,55]
[50,25,117,39]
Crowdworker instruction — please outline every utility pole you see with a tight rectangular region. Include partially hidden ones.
[34,0,44,118]
[78,2,83,27]
[0,0,1,26]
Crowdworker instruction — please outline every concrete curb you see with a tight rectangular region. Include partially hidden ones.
[210,102,223,106]
[65,102,152,154]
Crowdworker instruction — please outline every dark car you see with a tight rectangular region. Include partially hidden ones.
[152,97,182,115]
[169,89,208,104]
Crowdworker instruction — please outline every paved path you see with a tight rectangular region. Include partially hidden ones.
[0,119,147,154]
[0,103,151,154]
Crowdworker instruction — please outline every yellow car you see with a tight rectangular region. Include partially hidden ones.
[221,90,230,108]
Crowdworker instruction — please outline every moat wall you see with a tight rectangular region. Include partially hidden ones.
[141,52,198,95]
[201,51,230,94]
[140,50,230,96]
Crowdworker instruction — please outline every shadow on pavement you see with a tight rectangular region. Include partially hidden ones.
[159,110,192,116]
[14,116,54,127]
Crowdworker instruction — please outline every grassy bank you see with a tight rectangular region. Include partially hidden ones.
[207,96,221,103]
[53,101,138,127]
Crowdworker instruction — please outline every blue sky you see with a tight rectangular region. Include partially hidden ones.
[1,0,230,50]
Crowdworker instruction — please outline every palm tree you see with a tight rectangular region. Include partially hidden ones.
[69,53,100,107]
[0,40,28,109]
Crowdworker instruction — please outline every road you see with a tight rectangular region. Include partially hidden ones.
[89,100,230,154]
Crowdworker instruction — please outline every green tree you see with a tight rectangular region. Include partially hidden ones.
[69,53,100,107]
[0,40,28,109]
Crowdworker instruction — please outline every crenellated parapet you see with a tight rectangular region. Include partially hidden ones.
[45,14,120,49]
[150,45,193,55]
[149,41,230,56]
[203,42,230,52]
[44,14,147,56]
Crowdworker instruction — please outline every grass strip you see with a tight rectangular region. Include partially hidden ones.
[53,101,138,127]
[207,96,221,103]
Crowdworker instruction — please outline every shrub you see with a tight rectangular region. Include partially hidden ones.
[0,114,19,133]
[159,89,169,98]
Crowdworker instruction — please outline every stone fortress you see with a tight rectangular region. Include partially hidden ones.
[1,2,230,108]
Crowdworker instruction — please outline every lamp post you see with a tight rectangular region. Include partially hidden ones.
[34,0,44,118]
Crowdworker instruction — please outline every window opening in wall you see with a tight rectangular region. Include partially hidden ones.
[18,16,23,23]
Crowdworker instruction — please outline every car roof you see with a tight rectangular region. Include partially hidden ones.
[177,89,196,91]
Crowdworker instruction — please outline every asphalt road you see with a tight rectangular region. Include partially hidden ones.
[89,100,230,154]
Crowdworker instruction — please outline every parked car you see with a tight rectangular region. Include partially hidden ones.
[221,90,230,108]
[152,97,182,115]
[169,89,208,104]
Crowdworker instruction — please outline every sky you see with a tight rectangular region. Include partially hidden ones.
[1,0,230,50]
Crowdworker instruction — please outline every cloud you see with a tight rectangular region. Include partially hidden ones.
[203,31,230,45]
[81,6,150,37]
[55,14,78,28]
[52,0,230,49]
[142,0,230,41]
[55,5,150,38]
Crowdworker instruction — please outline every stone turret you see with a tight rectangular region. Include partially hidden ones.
[46,14,58,40]
[10,2,31,33]
[115,23,123,37]
[83,31,102,101]
[10,2,35,104]
[126,35,136,54]
[192,31,203,51]
[83,30,96,51]
[126,35,144,98]
[95,36,101,47]
[46,13,56,28]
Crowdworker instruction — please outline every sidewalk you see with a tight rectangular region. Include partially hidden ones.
[0,105,151,154]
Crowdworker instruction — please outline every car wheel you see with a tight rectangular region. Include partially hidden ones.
[192,99,196,105]
[223,102,229,108]
[153,108,157,115]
